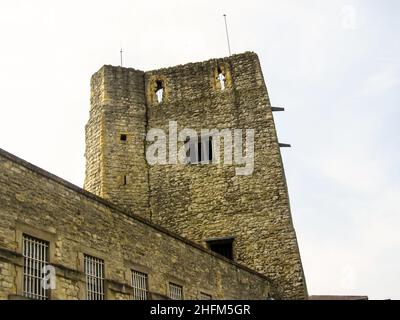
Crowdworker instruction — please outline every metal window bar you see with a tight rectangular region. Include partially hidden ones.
[84,254,105,300]
[200,292,212,300]
[169,283,183,300]
[186,137,213,164]
[131,270,149,300]
[23,234,49,300]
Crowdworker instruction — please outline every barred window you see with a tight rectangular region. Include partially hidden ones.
[200,292,212,300]
[84,254,105,300]
[23,234,49,300]
[186,136,213,164]
[131,270,149,300]
[169,283,183,300]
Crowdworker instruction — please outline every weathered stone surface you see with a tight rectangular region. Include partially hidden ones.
[0,149,271,300]
[84,52,308,299]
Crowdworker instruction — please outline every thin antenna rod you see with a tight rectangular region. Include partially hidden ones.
[223,14,232,56]
[120,48,123,67]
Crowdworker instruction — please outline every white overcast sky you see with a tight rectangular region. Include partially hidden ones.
[0,0,399,300]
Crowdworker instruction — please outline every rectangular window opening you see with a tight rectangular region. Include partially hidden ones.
[206,238,234,260]
[23,234,50,300]
[84,254,105,300]
[169,283,183,300]
[120,134,127,141]
[131,270,149,300]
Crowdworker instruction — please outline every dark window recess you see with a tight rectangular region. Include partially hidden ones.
[187,137,213,164]
[123,175,127,185]
[120,134,127,141]
[207,238,234,260]
[197,141,202,162]
[208,137,213,161]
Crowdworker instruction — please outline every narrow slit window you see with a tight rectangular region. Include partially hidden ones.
[123,175,127,186]
[208,137,213,161]
[155,80,164,103]
[197,141,202,163]
[84,254,105,300]
[217,68,226,90]
[23,234,50,300]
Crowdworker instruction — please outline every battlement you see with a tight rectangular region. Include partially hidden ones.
[91,52,266,108]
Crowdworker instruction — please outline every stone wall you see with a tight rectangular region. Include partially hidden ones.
[0,148,271,300]
[84,52,307,299]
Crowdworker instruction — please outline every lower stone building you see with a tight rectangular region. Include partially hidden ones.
[0,148,271,300]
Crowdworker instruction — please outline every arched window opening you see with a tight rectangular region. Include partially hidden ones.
[155,80,164,103]
[217,67,226,90]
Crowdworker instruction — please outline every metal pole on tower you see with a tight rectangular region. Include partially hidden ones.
[120,48,123,67]
[223,14,232,56]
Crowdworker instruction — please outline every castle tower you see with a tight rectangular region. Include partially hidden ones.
[84,52,308,299]
[84,66,150,217]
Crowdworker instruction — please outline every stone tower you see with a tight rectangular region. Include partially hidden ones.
[84,67,149,216]
[84,52,308,299]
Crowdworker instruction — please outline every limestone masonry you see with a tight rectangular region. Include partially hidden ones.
[0,52,307,300]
